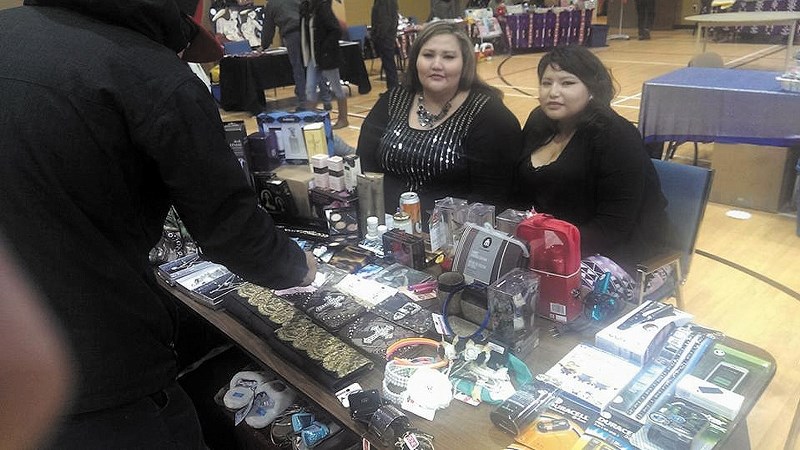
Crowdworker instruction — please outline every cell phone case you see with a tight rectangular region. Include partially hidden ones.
[373,293,434,335]
[301,288,366,331]
[339,313,418,361]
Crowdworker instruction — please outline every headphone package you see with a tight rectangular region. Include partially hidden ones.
[451,222,529,285]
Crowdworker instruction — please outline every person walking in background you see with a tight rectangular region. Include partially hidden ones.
[371,0,399,90]
[357,22,521,227]
[262,0,308,107]
[0,0,316,447]
[301,0,350,129]
[635,0,656,40]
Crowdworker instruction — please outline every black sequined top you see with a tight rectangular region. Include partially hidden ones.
[357,86,522,222]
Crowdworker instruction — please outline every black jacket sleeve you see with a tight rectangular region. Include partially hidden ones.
[261,5,277,48]
[371,0,398,40]
[136,79,308,289]
[314,0,342,70]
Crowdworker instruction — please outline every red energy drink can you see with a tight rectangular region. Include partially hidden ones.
[400,192,421,234]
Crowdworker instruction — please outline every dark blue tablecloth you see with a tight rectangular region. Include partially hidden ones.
[639,67,800,147]
[220,42,371,114]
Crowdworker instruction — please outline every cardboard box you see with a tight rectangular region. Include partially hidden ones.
[710,143,800,212]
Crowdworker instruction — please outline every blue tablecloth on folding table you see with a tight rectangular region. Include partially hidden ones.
[639,67,800,147]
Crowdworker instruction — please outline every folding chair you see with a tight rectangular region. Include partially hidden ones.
[636,160,714,310]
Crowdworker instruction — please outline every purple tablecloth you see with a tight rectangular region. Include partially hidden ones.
[639,67,800,147]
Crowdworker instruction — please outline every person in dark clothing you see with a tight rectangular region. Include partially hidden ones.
[371,0,399,90]
[262,0,308,105]
[635,0,656,40]
[301,0,349,128]
[0,0,316,447]
[357,22,521,225]
[514,46,668,273]
[429,0,460,20]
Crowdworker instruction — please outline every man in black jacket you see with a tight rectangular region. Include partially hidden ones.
[262,0,307,107]
[0,0,315,447]
[371,0,399,90]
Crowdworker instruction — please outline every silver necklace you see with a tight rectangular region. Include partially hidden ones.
[417,92,458,128]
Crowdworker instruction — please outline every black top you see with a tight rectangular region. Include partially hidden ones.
[371,0,399,41]
[515,106,668,271]
[357,87,522,221]
[262,0,303,47]
[302,0,341,70]
[0,1,308,414]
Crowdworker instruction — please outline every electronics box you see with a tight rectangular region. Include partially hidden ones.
[595,301,693,365]
[451,222,529,286]
[223,120,252,183]
[302,123,328,159]
[271,165,314,218]
[245,132,282,172]
[675,375,745,421]
[541,344,640,410]
[710,143,800,212]
[252,173,298,218]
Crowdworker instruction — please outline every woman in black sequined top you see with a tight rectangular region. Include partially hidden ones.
[356,22,522,227]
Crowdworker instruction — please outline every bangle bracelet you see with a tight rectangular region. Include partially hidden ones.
[385,338,449,369]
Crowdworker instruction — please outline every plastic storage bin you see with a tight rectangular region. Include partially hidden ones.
[588,24,609,47]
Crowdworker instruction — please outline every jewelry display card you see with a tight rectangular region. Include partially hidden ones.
[173,261,241,310]
[191,271,247,302]
[300,288,366,331]
[373,293,435,335]
[157,253,205,285]
[366,263,432,289]
[338,313,418,362]
[335,274,397,308]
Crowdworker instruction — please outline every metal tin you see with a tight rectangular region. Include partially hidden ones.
[392,210,413,234]
[399,191,422,234]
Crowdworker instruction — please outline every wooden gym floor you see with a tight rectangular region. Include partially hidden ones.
[220,25,800,449]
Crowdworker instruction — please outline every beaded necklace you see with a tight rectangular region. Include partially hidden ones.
[416,91,459,128]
